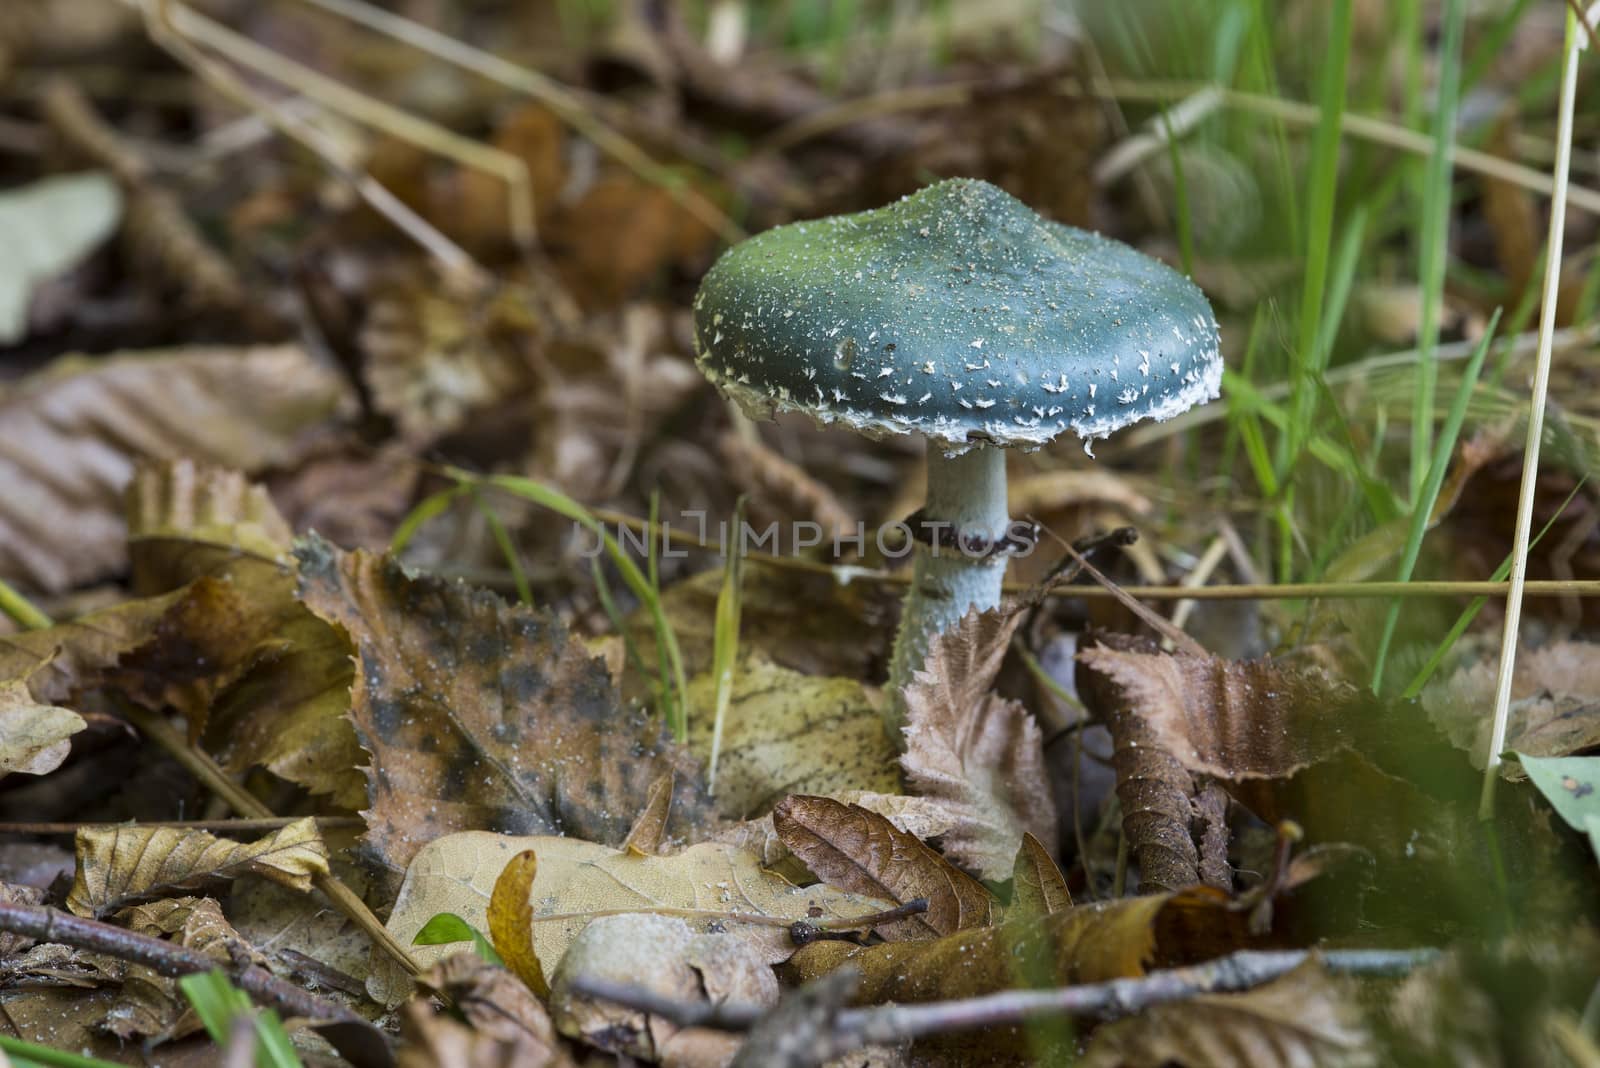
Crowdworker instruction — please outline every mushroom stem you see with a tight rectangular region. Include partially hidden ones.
[885,445,1011,734]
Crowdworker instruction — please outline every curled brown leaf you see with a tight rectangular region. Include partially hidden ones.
[901,606,1058,881]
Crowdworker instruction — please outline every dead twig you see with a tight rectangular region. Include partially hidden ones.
[575,948,1436,1061]
[0,898,391,1067]
[0,817,362,836]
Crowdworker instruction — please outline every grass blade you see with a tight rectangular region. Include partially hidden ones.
[1370,308,1501,694]
[471,488,534,607]
[1409,0,1467,497]
[0,1036,127,1068]
[389,485,466,554]
[707,498,746,794]
[472,471,690,740]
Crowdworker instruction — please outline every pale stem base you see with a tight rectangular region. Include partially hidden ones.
[884,445,1010,738]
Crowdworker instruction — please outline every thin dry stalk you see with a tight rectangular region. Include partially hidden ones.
[758,76,1600,218]
[1480,6,1589,817]
[128,0,488,289]
[154,1,537,251]
[41,78,245,309]
[286,0,744,243]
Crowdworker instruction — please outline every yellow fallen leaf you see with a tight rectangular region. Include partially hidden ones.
[487,850,550,998]
[375,831,894,1007]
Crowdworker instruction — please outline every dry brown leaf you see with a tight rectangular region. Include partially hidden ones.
[0,673,84,776]
[66,817,329,917]
[105,896,260,1041]
[124,459,291,593]
[901,607,1057,881]
[228,829,376,990]
[530,305,703,502]
[359,275,537,445]
[0,345,352,593]
[0,587,187,707]
[374,831,895,1007]
[116,462,367,806]
[1077,636,1210,892]
[786,886,1253,1008]
[774,796,995,941]
[686,654,899,820]
[1007,468,1152,518]
[1424,641,1600,778]
[1076,645,1356,781]
[548,175,716,308]
[624,772,678,856]
[549,913,777,1067]
[1010,832,1072,918]
[406,952,571,1068]
[1080,960,1374,1068]
[711,790,956,880]
[294,537,713,875]
[0,883,45,957]
[399,1000,560,1068]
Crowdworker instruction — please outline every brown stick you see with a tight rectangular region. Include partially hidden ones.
[0,817,362,836]
[575,948,1436,1053]
[0,899,386,1054]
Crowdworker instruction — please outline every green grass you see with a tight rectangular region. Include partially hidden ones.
[1371,308,1501,694]
[179,971,302,1068]
[391,470,691,741]
[1407,0,1467,499]
[707,497,747,794]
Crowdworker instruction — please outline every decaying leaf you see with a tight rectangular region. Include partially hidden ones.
[624,772,678,855]
[773,796,995,940]
[0,674,85,776]
[1076,645,1356,780]
[1080,960,1374,1068]
[0,883,46,957]
[67,817,329,917]
[359,273,538,445]
[686,654,899,820]
[1077,636,1214,892]
[0,587,187,708]
[0,345,352,594]
[375,831,895,1007]
[1425,641,1600,779]
[486,850,550,998]
[711,789,957,880]
[294,537,714,874]
[124,459,293,593]
[549,913,777,1066]
[119,462,367,805]
[786,886,1253,1009]
[103,896,260,1041]
[901,607,1057,881]
[1010,832,1072,918]
[405,952,571,1068]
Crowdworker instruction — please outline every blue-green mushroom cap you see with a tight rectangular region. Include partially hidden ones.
[692,178,1222,453]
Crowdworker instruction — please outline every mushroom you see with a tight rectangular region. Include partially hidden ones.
[691,178,1222,731]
